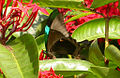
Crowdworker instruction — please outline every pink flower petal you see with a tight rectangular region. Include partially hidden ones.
[39,8,49,15]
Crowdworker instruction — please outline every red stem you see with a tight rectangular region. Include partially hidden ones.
[22,11,38,31]
[0,0,4,20]
[22,12,34,28]
[3,0,12,18]
[5,24,16,41]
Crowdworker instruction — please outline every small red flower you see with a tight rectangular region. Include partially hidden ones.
[117,39,120,45]
[39,50,50,60]
[116,66,120,71]
[58,8,71,15]
[0,68,3,74]
[11,1,30,16]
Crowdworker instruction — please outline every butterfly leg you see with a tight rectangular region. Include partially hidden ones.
[47,52,56,59]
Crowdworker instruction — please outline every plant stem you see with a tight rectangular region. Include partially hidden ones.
[1,27,7,45]
[104,4,111,66]
[104,17,111,66]
[3,74,6,78]
[105,18,110,48]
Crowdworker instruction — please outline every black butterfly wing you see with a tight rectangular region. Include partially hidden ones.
[47,31,80,58]
[47,13,80,58]
[47,13,69,51]
[47,29,65,53]
[51,38,80,56]
[50,14,69,37]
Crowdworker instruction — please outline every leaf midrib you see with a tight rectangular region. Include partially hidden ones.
[9,49,24,78]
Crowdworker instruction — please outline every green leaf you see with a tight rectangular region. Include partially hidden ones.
[0,34,39,78]
[89,40,104,66]
[65,10,83,16]
[43,8,53,16]
[65,12,94,23]
[0,73,3,78]
[72,17,120,42]
[118,0,120,9]
[85,72,98,78]
[91,66,120,78]
[35,19,48,37]
[36,34,46,55]
[23,0,89,11]
[105,45,120,66]
[39,58,94,77]
[91,0,117,8]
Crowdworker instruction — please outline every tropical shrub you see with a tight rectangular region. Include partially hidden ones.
[0,0,120,78]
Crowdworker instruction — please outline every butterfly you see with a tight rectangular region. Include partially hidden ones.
[45,10,81,58]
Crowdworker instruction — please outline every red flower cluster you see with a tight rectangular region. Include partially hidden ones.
[84,0,93,8]
[85,0,120,17]
[39,51,63,78]
[62,0,120,44]
[96,2,120,17]
[0,0,48,44]
[65,14,102,34]
[64,1,120,33]
[58,8,71,15]
[85,0,120,44]
[39,68,63,78]
[39,50,50,60]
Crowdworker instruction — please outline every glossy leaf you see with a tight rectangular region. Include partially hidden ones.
[89,40,104,66]
[105,45,120,66]
[39,58,94,77]
[36,34,46,55]
[91,66,120,78]
[91,0,117,8]
[66,12,94,23]
[23,0,89,11]
[72,17,120,42]
[85,72,98,78]
[0,34,39,78]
